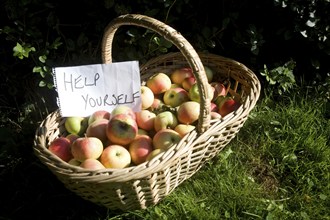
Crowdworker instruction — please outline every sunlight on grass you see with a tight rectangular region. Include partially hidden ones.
[110,89,330,220]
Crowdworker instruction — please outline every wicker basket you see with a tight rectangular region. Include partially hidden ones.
[34,14,261,211]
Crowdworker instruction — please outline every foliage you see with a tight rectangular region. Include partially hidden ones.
[260,60,296,95]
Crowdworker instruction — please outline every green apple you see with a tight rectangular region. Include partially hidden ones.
[146,148,166,161]
[174,124,195,137]
[163,87,190,107]
[65,116,88,136]
[204,66,214,82]
[154,111,178,131]
[152,129,181,150]
[189,83,214,102]
[141,85,155,110]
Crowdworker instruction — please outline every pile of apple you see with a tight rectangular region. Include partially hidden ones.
[48,66,240,170]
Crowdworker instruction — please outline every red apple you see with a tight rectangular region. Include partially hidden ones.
[140,85,154,110]
[66,133,80,143]
[86,118,109,143]
[149,97,164,111]
[182,76,196,91]
[48,137,73,162]
[71,137,103,162]
[106,113,138,145]
[100,144,131,168]
[154,111,178,131]
[135,109,156,131]
[210,82,226,101]
[170,67,193,85]
[146,73,172,94]
[80,158,105,170]
[88,110,111,125]
[163,87,190,107]
[177,101,200,125]
[210,102,219,112]
[218,98,240,117]
[129,135,153,165]
[153,129,181,150]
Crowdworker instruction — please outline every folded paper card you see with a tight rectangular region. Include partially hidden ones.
[53,61,141,117]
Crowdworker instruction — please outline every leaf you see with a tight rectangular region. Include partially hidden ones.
[39,80,47,87]
[39,55,47,63]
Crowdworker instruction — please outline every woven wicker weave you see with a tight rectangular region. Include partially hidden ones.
[34,14,261,211]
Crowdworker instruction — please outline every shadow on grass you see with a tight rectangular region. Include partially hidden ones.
[0,150,124,220]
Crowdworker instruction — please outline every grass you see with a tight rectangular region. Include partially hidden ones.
[0,86,329,220]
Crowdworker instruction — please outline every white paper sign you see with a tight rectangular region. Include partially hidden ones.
[53,61,141,117]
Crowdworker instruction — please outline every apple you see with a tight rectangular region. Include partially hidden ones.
[146,149,165,161]
[86,118,109,143]
[214,95,229,108]
[154,111,178,131]
[135,109,156,131]
[110,105,136,120]
[88,110,110,125]
[66,133,80,143]
[80,158,105,170]
[174,124,195,137]
[210,102,219,112]
[129,135,153,165]
[170,83,181,88]
[204,66,214,82]
[68,158,81,166]
[219,98,240,117]
[210,82,226,100]
[153,129,181,150]
[100,144,131,168]
[48,137,73,162]
[138,128,149,136]
[210,111,222,119]
[64,116,88,136]
[140,85,154,110]
[163,87,190,107]
[177,101,200,125]
[146,72,172,94]
[170,67,193,85]
[71,137,103,162]
[189,83,214,103]
[149,97,164,111]
[182,76,196,91]
[106,113,138,145]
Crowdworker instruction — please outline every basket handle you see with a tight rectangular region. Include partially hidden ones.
[102,14,211,132]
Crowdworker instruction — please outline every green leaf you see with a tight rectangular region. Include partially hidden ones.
[153,36,161,46]
[39,55,47,63]
[13,42,35,59]
[39,80,47,87]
